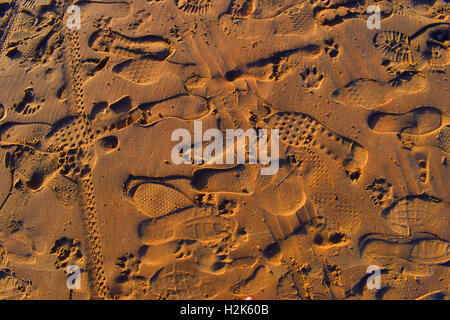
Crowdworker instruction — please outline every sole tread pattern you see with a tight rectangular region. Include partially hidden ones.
[266,111,367,180]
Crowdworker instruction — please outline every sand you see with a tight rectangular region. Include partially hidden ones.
[0,0,448,300]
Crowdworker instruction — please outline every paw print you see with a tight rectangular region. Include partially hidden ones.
[116,253,142,280]
[49,237,83,270]
[380,59,412,76]
[12,88,42,116]
[218,199,237,216]
[365,178,394,208]
[113,253,146,298]
[416,156,428,183]
[300,66,324,89]
[174,240,195,259]
[21,104,41,116]
[324,39,339,59]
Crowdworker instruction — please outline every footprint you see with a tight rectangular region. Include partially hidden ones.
[365,178,394,208]
[385,1,447,20]
[309,0,331,8]
[41,116,89,152]
[111,252,144,298]
[254,164,306,216]
[282,4,316,34]
[227,0,299,19]
[426,40,449,72]
[368,107,442,135]
[128,9,151,31]
[414,153,429,183]
[6,145,60,193]
[176,0,212,15]
[295,148,362,231]
[225,53,287,81]
[333,79,388,109]
[12,88,42,116]
[49,237,83,270]
[309,219,348,248]
[399,124,450,153]
[276,272,299,299]
[265,112,368,180]
[299,182,354,246]
[381,194,447,236]
[223,2,316,37]
[77,0,131,19]
[225,48,312,82]
[114,253,142,283]
[332,75,426,109]
[359,233,450,266]
[149,262,204,299]
[138,241,182,266]
[373,31,412,65]
[415,24,450,71]
[97,135,119,151]
[81,57,109,78]
[111,58,170,84]
[137,95,210,126]
[138,207,235,245]
[191,164,258,194]
[111,58,197,85]
[138,210,187,245]
[368,106,449,153]
[324,38,339,59]
[178,214,236,243]
[245,53,291,81]
[0,269,31,300]
[300,65,324,89]
[359,268,437,300]
[88,30,173,60]
[373,23,450,73]
[7,17,62,65]
[314,6,357,26]
[129,182,194,219]
[310,0,396,28]
[88,98,138,131]
[195,245,231,275]
[227,0,255,18]
[0,245,31,300]
[229,265,271,296]
[248,0,299,19]
[47,173,80,207]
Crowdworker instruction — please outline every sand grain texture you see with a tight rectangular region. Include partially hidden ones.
[0,0,448,300]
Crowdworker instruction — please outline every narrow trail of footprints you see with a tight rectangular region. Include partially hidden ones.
[65,26,110,299]
[0,0,22,57]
